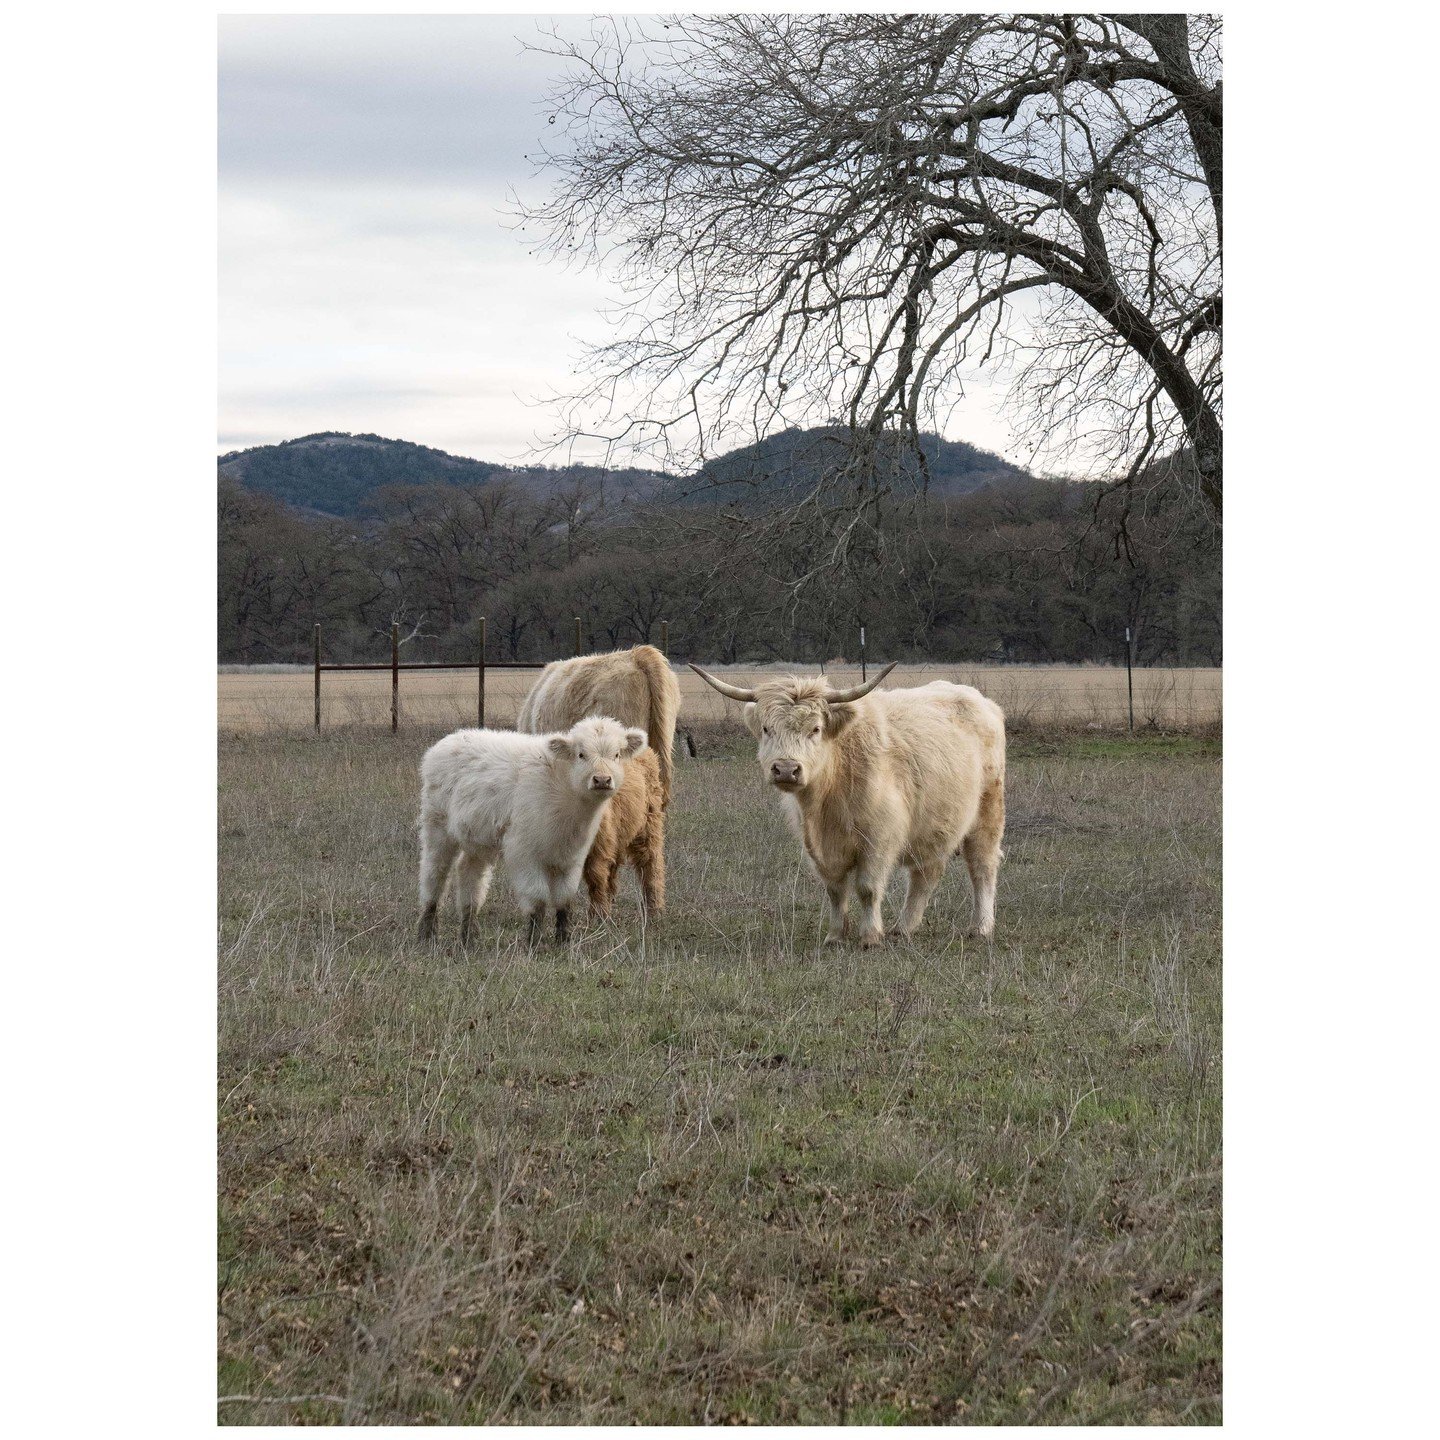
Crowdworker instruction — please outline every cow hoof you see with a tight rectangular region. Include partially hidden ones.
[858,931,886,949]
[965,927,995,941]
[823,933,846,947]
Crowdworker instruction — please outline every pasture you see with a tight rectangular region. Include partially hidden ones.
[218,720,1221,1424]
[219,661,1222,735]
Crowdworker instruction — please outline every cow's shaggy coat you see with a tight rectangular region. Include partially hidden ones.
[584,747,666,918]
[518,645,681,806]
[417,716,647,943]
[692,666,1005,946]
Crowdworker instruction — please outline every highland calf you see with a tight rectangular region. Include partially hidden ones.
[584,747,666,919]
[691,663,1005,946]
[417,716,647,944]
[518,644,681,806]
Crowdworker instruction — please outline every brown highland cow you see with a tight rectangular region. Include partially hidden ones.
[582,746,666,919]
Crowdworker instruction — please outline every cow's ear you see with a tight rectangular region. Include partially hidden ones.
[742,702,761,737]
[824,705,856,737]
[547,735,574,761]
[623,727,647,756]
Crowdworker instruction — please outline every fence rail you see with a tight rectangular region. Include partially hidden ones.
[302,618,1180,736]
[312,617,672,732]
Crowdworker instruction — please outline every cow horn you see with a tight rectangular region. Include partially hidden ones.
[688,663,757,703]
[825,661,898,704]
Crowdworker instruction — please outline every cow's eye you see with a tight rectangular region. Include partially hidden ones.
[811,726,821,737]
[578,751,586,760]
[762,725,769,736]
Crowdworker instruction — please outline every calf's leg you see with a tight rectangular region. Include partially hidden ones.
[584,844,613,918]
[418,821,459,940]
[550,867,584,944]
[454,850,495,944]
[509,851,554,946]
[633,808,666,916]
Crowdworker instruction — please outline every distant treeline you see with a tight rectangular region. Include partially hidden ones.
[219,466,1220,667]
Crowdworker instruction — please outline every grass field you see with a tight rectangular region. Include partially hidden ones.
[218,723,1221,1424]
[219,662,1222,735]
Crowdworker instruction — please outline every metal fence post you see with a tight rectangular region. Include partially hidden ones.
[391,622,400,734]
[860,624,867,683]
[478,616,487,728]
[574,615,582,657]
[1125,626,1135,734]
[660,619,668,656]
[313,624,321,733]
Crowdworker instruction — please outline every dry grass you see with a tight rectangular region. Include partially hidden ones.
[218,722,1220,1423]
[219,662,1221,735]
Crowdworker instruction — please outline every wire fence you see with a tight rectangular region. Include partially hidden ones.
[221,624,1220,737]
[311,618,680,732]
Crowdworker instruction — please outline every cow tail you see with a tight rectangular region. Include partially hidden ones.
[634,644,677,807]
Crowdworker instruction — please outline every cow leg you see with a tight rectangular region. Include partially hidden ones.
[418,822,459,940]
[454,849,495,944]
[822,875,852,945]
[854,855,897,948]
[525,904,546,947]
[963,778,1006,939]
[892,858,945,938]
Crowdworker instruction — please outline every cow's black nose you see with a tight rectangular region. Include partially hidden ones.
[592,773,613,789]
[771,760,801,783]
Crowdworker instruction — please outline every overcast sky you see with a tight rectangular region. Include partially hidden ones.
[219,13,1018,466]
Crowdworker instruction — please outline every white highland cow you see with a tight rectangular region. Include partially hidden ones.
[417,716,647,944]
[691,663,1006,946]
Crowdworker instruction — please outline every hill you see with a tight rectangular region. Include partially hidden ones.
[687,425,1032,508]
[218,426,1031,517]
[218,432,503,515]
[219,432,676,517]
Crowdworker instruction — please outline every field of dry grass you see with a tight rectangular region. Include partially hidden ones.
[218,720,1221,1424]
[219,662,1221,735]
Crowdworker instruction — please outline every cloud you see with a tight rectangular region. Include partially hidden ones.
[219,14,563,185]
[218,14,1023,468]
[219,174,619,460]
[219,14,617,460]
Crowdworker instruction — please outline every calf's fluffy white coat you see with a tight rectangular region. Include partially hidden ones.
[417,716,647,943]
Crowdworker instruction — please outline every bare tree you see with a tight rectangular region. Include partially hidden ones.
[523,13,1221,524]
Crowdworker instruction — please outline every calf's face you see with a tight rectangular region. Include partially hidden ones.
[549,717,647,798]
